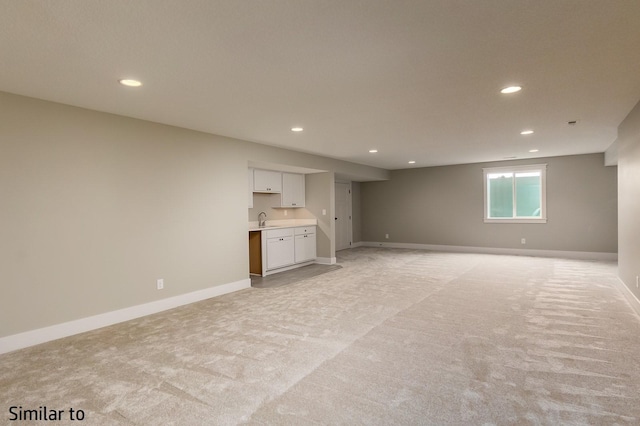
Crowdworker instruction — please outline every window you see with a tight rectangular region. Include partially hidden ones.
[483,164,547,223]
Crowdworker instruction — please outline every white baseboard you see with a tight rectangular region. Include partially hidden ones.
[0,278,251,355]
[315,257,337,265]
[360,241,618,261]
[614,278,640,318]
[351,242,364,248]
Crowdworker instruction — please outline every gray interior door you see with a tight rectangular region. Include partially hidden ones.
[335,182,351,251]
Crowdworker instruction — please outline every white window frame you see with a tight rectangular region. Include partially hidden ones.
[483,164,547,224]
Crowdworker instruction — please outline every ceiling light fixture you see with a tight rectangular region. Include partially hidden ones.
[500,86,522,94]
[369,149,378,153]
[118,79,142,87]
[520,130,534,135]
[291,127,303,132]
[529,149,539,153]
[408,160,416,164]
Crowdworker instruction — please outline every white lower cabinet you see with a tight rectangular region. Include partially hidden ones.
[263,226,316,274]
[294,227,316,263]
[266,228,295,270]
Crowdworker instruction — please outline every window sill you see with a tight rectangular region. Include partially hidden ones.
[484,218,547,224]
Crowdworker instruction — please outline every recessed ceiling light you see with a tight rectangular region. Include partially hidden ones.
[408,160,416,164]
[520,130,534,135]
[291,127,304,132]
[529,149,539,153]
[500,86,522,94]
[119,79,142,87]
[369,149,378,153]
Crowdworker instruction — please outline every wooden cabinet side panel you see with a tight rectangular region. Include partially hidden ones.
[249,231,262,274]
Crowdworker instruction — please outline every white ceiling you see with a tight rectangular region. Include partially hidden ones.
[2,0,640,170]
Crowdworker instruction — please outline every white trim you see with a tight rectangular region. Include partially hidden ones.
[613,278,640,318]
[351,241,364,248]
[0,278,251,355]
[482,163,548,173]
[484,218,547,224]
[484,163,547,222]
[360,241,617,261]
[315,257,337,265]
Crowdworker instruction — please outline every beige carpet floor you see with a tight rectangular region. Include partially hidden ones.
[250,264,342,289]
[2,247,640,425]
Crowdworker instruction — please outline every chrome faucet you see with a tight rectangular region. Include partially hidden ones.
[258,211,267,227]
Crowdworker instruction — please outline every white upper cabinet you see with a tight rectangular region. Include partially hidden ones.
[281,173,305,208]
[249,169,305,208]
[253,169,282,193]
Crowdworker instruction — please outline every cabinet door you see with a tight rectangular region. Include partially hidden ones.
[254,169,282,193]
[306,232,316,260]
[266,236,294,270]
[282,173,305,207]
[295,232,316,263]
[294,234,306,263]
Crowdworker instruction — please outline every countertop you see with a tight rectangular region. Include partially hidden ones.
[248,219,317,232]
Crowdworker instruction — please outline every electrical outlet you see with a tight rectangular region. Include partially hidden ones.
[322,209,326,215]
[521,238,526,245]
[157,279,164,290]
[385,233,389,239]
[284,210,288,216]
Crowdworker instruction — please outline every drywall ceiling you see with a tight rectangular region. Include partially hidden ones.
[2,0,640,170]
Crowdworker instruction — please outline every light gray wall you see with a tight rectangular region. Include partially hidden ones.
[617,99,640,298]
[0,93,247,337]
[298,173,335,259]
[352,181,362,243]
[0,92,386,337]
[361,154,617,253]
[248,192,290,223]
